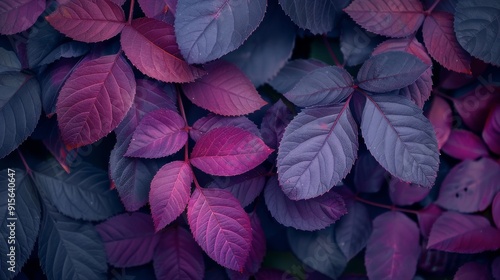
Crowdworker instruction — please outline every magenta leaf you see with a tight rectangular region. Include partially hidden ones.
[453,85,500,132]
[96,212,160,267]
[454,262,492,280]
[435,158,500,213]
[344,0,425,38]
[493,192,500,228]
[284,66,354,107]
[121,17,205,83]
[182,61,267,116]
[153,226,205,280]
[389,178,430,206]
[365,211,420,280]
[264,176,347,231]
[138,0,175,24]
[174,0,266,64]
[125,109,187,158]
[353,149,387,193]
[427,211,500,253]
[269,59,327,93]
[47,0,125,43]
[190,114,260,142]
[277,104,358,200]
[190,127,273,176]
[426,96,453,149]
[150,161,193,232]
[335,202,372,260]
[56,53,135,149]
[482,104,500,154]
[187,187,252,271]
[0,0,45,35]
[441,129,489,160]
[423,12,471,74]
[417,204,443,238]
[260,100,293,151]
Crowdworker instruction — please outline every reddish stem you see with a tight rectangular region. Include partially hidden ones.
[322,35,343,67]
[128,0,136,24]
[425,0,442,15]
[17,149,33,177]
[355,196,420,215]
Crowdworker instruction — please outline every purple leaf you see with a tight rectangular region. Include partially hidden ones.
[174,0,266,64]
[454,262,492,280]
[125,109,187,158]
[441,129,489,160]
[277,104,358,200]
[47,0,125,43]
[191,127,273,176]
[357,51,429,93]
[426,96,453,149]
[340,18,382,67]
[389,178,430,206]
[365,211,420,280]
[436,158,500,213]
[0,0,45,35]
[187,187,252,271]
[493,192,500,228]
[138,0,175,24]
[190,114,260,142]
[423,12,472,74]
[284,66,354,107]
[150,161,193,232]
[182,61,267,116]
[361,94,439,187]
[260,100,293,151]
[353,149,387,193]
[453,85,500,132]
[482,105,500,154]
[269,59,327,93]
[335,202,372,260]
[121,17,205,83]
[264,176,347,231]
[417,204,443,238]
[344,0,425,38]
[493,257,500,279]
[427,211,500,253]
[96,212,160,267]
[153,226,205,280]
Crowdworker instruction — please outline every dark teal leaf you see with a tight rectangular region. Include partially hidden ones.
[0,47,21,73]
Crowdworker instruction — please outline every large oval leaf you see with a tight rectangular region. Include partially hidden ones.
[56,53,136,149]
[335,201,372,260]
[360,94,439,187]
[175,0,266,64]
[0,0,45,35]
[187,187,252,271]
[277,104,358,200]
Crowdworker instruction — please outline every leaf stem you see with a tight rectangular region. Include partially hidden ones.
[322,35,343,67]
[17,149,33,177]
[128,0,136,25]
[355,196,420,215]
[425,0,442,15]
[176,85,189,126]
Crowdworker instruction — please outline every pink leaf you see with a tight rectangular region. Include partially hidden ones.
[426,96,452,149]
[453,85,500,132]
[441,129,489,160]
[120,17,204,83]
[125,109,187,158]
[389,178,430,206]
[190,114,261,142]
[0,0,45,35]
[492,192,500,228]
[422,12,471,74]
[190,127,273,176]
[417,204,443,238]
[482,104,500,154]
[182,61,267,116]
[153,226,205,280]
[427,211,500,253]
[344,0,425,38]
[454,262,492,280]
[187,187,252,271]
[138,0,175,24]
[46,0,125,43]
[56,54,136,149]
[149,161,193,232]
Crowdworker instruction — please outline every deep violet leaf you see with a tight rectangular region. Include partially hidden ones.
[121,17,205,83]
[277,104,358,200]
[423,12,471,74]
[454,0,500,66]
[453,85,500,132]
[260,100,293,151]
[493,193,500,228]
[426,96,453,149]
[182,61,267,116]
[190,127,273,176]
[357,51,429,93]
[0,72,41,159]
[150,161,193,232]
[190,114,260,142]
[284,66,354,107]
[454,262,492,280]
[493,257,500,279]
[187,187,252,271]
[264,176,347,231]
[360,94,439,188]
[38,200,107,280]
[427,211,500,253]
[268,59,327,94]
[0,47,21,73]
[365,211,420,280]
[38,41,90,66]
[417,204,443,238]
[153,226,205,280]
[344,0,425,38]
[138,0,176,24]
[335,202,372,260]
[96,212,160,267]
[340,18,382,67]
[389,178,430,206]
[441,129,489,160]
[223,1,296,87]
[174,0,266,64]
[279,0,349,34]
[435,158,500,213]
[56,53,135,149]
[46,0,125,43]
[482,104,500,154]
[353,149,387,193]
[0,0,45,35]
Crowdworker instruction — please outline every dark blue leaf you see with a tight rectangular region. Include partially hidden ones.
[38,41,90,66]
[353,149,387,193]
[340,18,382,67]
[335,202,372,260]
[0,47,22,73]
[269,59,327,94]
[260,100,293,151]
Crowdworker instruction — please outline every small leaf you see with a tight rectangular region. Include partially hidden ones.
[453,85,500,132]
[340,18,382,67]
[187,187,252,271]
[482,104,500,154]
[335,202,372,260]
[269,59,327,93]
[389,178,430,206]
[426,96,453,149]
[417,203,443,238]
[454,262,492,280]
[353,149,387,193]
[442,129,489,160]
[260,100,293,151]
[0,0,45,35]
[0,47,21,73]
[138,0,176,23]
[182,61,267,116]
[427,211,500,253]
[46,0,125,43]
[190,127,273,176]
[190,114,260,142]
[277,104,358,200]
[365,211,420,280]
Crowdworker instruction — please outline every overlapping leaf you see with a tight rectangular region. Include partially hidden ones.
[340,18,382,67]
[190,114,260,142]
[389,178,430,206]
[0,0,45,35]
[441,129,489,160]
[335,202,372,260]
[426,96,453,149]
[483,104,500,154]
[269,59,327,93]
[0,47,21,73]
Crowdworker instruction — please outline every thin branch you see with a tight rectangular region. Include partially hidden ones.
[322,34,343,67]
[128,0,136,25]
[355,196,420,215]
